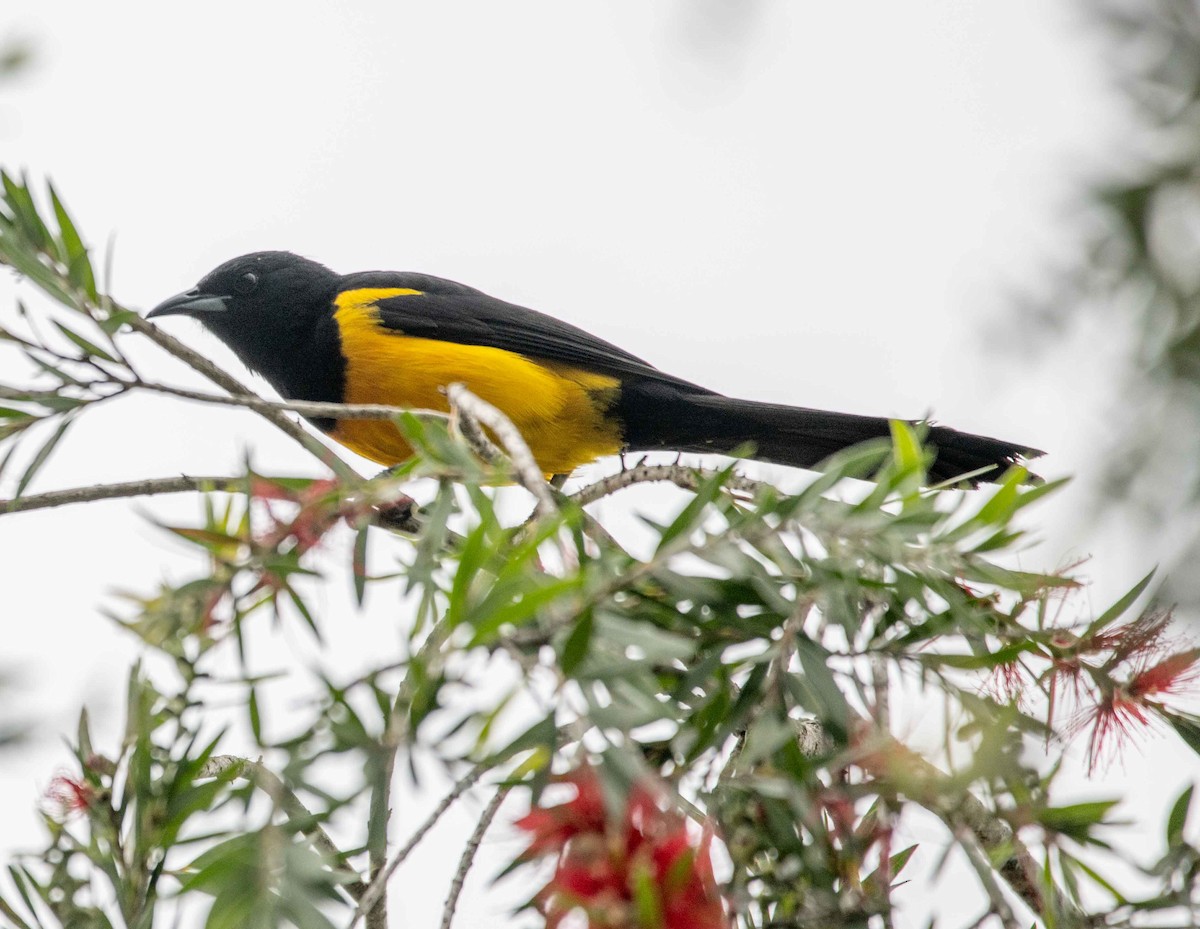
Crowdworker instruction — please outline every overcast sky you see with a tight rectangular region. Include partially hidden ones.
[0,3,1193,927]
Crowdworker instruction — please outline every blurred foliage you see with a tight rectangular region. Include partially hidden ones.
[1019,1,1200,601]
[1,176,1199,929]
[0,34,33,81]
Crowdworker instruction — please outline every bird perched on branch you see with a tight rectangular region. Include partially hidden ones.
[148,251,1041,484]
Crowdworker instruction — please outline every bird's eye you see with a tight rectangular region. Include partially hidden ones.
[234,271,259,295]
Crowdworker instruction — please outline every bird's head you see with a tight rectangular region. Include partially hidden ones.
[148,251,342,397]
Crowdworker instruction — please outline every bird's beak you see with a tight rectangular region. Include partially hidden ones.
[146,288,229,319]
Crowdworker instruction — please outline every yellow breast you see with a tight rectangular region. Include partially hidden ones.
[329,290,623,475]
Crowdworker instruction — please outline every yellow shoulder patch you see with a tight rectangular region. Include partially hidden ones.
[334,287,423,331]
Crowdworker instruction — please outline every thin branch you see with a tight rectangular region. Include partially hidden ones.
[871,658,896,928]
[133,379,452,424]
[365,767,391,929]
[445,383,556,518]
[198,754,366,902]
[445,395,505,465]
[569,461,764,507]
[0,474,241,515]
[350,763,488,929]
[440,786,510,929]
[955,826,1022,929]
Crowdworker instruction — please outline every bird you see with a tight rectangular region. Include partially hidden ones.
[147,251,1041,484]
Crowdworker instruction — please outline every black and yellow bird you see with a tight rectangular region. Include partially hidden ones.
[148,251,1041,483]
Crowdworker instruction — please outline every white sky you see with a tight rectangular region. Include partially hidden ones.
[1,2,1196,927]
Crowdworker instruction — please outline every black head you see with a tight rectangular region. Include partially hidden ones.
[148,251,345,405]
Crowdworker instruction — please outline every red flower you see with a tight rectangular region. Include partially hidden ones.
[516,766,730,929]
[253,478,346,554]
[1129,649,1200,698]
[515,768,607,860]
[1077,649,1200,771]
[1088,610,1174,665]
[44,773,96,819]
[988,659,1030,705]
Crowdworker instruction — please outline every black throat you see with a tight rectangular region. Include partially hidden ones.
[204,294,347,433]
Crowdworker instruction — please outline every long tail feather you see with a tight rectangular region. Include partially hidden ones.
[617,383,1041,485]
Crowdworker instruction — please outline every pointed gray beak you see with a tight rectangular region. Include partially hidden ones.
[147,288,230,319]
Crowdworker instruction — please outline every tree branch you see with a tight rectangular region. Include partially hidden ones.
[350,763,488,929]
[569,460,764,507]
[132,378,451,424]
[0,474,241,515]
[440,786,509,929]
[955,826,1022,929]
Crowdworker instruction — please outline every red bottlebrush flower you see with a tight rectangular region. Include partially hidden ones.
[252,478,348,555]
[1080,688,1151,772]
[1088,609,1174,666]
[515,768,607,860]
[1077,648,1200,771]
[1128,648,1200,698]
[988,659,1030,706]
[44,773,96,819]
[249,476,299,502]
[516,766,730,929]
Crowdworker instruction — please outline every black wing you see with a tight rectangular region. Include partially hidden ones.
[336,270,707,390]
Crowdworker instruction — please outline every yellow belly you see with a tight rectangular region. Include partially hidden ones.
[328,296,623,474]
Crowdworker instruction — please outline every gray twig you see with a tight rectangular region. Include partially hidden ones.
[350,764,488,929]
[0,474,240,515]
[440,786,510,929]
[956,826,1022,929]
[569,461,764,507]
[133,378,452,424]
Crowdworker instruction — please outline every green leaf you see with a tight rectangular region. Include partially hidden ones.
[1163,709,1200,756]
[445,518,492,628]
[970,467,1025,526]
[98,307,139,334]
[351,522,370,606]
[466,575,582,646]
[1082,570,1156,639]
[1037,799,1120,842]
[76,707,93,761]
[1071,855,1128,906]
[3,867,37,928]
[864,843,919,892]
[654,464,731,553]
[917,641,1034,670]
[53,319,117,362]
[248,686,263,744]
[592,611,696,665]
[889,419,926,482]
[793,638,850,737]
[1,171,52,252]
[48,182,97,301]
[487,712,557,766]
[560,610,594,675]
[1167,785,1193,847]
[15,414,73,497]
[0,895,35,929]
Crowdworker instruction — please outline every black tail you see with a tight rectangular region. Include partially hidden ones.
[616,381,1041,485]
